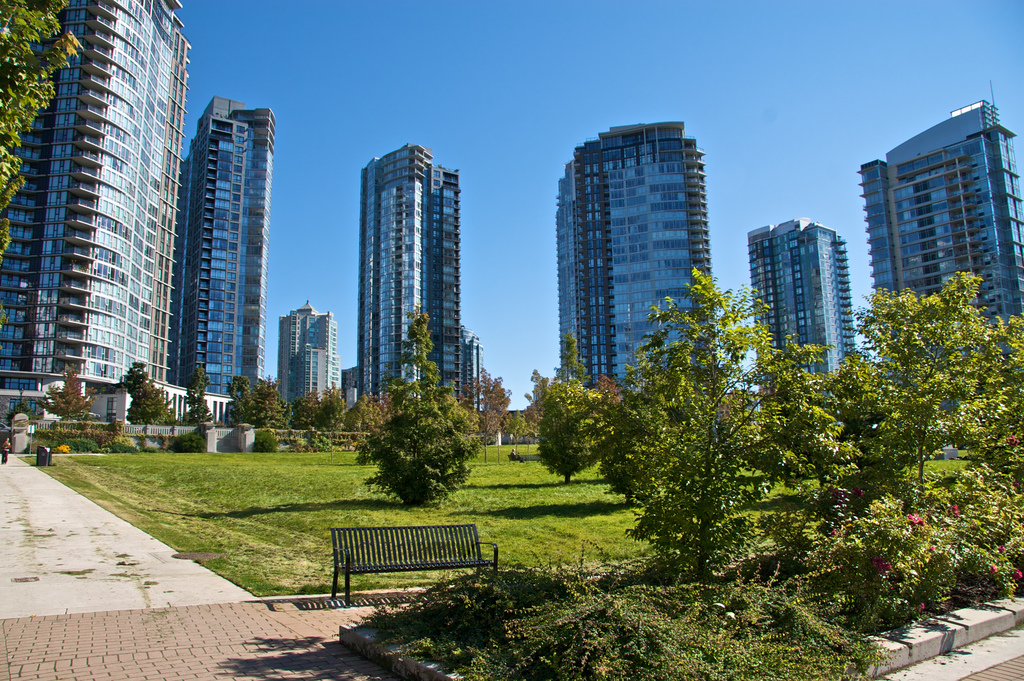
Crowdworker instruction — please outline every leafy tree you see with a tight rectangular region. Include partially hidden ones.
[183,366,213,425]
[120,362,171,425]
[290,390,320,429]
[969,315,1024,478]
[248,377,289,429]
[504,411,528,449]
[556,333,587,383]
[127,377,172,425]
[39,364,95,420]
[1,1,79,263]
[855,273,997,485]
[473,369,510,460]
[522,369,549,453]
[537,379,600,483]
[357,311,480,505]
[600,270,833,577]
[227,375,253,425]
[343,393,386,434]
[317,386,346,431]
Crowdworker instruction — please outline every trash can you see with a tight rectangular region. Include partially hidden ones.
[36,446,51,467]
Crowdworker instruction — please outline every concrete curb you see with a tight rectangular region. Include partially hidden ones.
[869,598,1024,677]
[339,598,1024,680]
[339,626,457,680]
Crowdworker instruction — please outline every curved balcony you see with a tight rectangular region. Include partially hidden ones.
[69,163,100,182]
[80,27,115,51]
[57,295,88,311]
[66,196,98,214]
[87,0,118,22]
[79,72,113,96]
[68,179,99,198]
[56,329,87,343]
[60,226,97,247]
[61,245,94,261]
[80,56,112,78]
[72,133,104,153]
[65,211,96,230]
[57,313,88,328]
[71,147,102,168]
[59,276,91,294]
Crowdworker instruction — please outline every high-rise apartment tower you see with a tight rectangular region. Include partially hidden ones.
[460,325,483,391]
[0,0,188,409]
[556,123,710,380]
[357,144,461,396]
[748,218,854,372]
[859,101,1023,317]
[277,301,341,403]
[171,97,274,393]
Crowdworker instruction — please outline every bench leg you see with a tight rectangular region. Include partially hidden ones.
[331,563,339,600]
[345,566,351,607]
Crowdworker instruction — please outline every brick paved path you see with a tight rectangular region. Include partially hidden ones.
[961,654,1024,681]
[1,599,399,681]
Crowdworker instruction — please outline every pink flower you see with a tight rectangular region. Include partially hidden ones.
[907,514,925,527]
[951,505,961,518]
[990,565,999,574]
[830,529,838,537]
[918,603,926,612]
[999,545,1006,554]
[852,487,864,498]
[871,556,893,575]
[928,546,936,553]
[1008,435,1020,447]
[1014,569,1023,581]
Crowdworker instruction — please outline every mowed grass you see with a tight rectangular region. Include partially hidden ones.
[41,445,642,596]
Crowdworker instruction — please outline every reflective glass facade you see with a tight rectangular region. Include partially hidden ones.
[860,101,1023,317]
[277,302,340,403]
[556,123,710,380]
[0,0,188,397]
[357,144,461,396]
[460,325,483,391]
[171,97,274,393]
[748,218,854,372]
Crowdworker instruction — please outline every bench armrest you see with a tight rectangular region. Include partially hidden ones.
[479,542,498,570]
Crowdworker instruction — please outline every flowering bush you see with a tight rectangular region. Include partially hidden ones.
[808,495,955,630]
[54,444,71,454]
[807,465,1024,631]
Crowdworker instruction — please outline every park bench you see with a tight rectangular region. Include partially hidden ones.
[330,524,498,606]
[518,454,540,462]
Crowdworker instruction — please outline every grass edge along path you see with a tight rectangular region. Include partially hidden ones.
[39,447,644,596]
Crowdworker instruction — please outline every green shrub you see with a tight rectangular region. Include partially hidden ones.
[170,432,206,453]
[65,437,100,453]
[365,565,880,680]
[253,430,278,453]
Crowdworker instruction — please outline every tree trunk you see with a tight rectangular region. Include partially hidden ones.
[564,473,571,484]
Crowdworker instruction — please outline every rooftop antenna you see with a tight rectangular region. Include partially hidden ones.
[990,80,996,106]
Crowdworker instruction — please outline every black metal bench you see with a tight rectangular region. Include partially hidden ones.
[330,524,498,606]
[519,454,540,462]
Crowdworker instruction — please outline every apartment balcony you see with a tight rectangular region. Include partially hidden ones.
[75,101,110,125]
[61,244,94,260]
[86,0,119,22]
[56,329,86,343]
[62,263,96,278]
[70,147,102,168]
[59,276,91,294]
[55,346,84,359]
[57,313,87,327]
[65,211,96,230]
[66,196,98,213]
[57,295,88,310]
[80,27,115,51]
[76,86,110,109]
[68,179,99,198]
[79,56,112,78]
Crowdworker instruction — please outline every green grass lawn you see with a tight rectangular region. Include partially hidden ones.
[41,445,642,596]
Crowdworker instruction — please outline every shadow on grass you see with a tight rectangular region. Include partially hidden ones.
[159,498,394,520]
[473,479,608,491]
[466,499,626,520]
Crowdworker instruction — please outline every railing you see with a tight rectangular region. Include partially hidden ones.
[123,424,197,435]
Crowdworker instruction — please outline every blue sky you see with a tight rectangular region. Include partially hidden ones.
[175,1,1023,409]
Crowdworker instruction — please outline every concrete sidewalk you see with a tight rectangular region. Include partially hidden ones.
[1,456,398,680]
[0,454,251,619]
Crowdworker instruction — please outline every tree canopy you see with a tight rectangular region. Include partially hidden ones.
[357,311,480,505]
[39,364,95,420]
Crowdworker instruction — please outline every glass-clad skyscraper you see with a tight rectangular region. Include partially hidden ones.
[556,122,710,380]
[171,97,274,393]
[277,301,340,403]
[748,218,854,372]
[0,0,188,406]
[460,325,483,391]
[357,144,461,396]
[859,101,1023,317]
